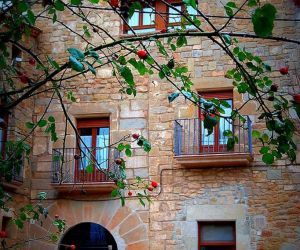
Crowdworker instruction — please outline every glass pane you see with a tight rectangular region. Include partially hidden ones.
[169,5,182,23]
[201,121,214,146]
[96,127,109,169]
[143,7,154,25]
[79,128,93,170]
[128,11,139,26]
[201,224,235,242]
[186,6,197,29]
[219,100,233,145]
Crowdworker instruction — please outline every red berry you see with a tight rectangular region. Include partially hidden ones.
[270,84,278,92]
[19,74,29,84]
[132,133,140,140]
[0,231,7,238]
[160,28,167,33]
[29,58,36,66]
[137,50,147,60]
[268,96,274,101]
[74,154,80,160]
[128,191,133,196]
[115,158,122,165]
[151,181,158,188]
[147,186,153,192]
[279,66,288,75]
[110,0,119,8]
[54,214,59,219]
[70,245,76,250]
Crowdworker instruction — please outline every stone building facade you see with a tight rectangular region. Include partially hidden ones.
[1,0,300,250]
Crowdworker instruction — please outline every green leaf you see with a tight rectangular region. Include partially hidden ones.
[69,56,85,72]
[14,219,24,229]
[120,66,134,86]
[25,122,35,129]
[117,143,125,151]
[86,164,93,174]
[183,0,198,9]
[252,3,277,37]
[262,153,274,165]
[47,56,60,70]
[168,92,180,103]
[48,116,55,123]
[259,146,270,154]
[88,50,99,59]
[129,1,142,18]
[17,1,28,12]
[252,130,261,139]
[54,0,65,11]
[143,140,151,152]
[125,148,132,157]
[38,119,47,128]
[37,191,47,200]
[83,25,91,37]
[67,48,85,60]
[86,62,96,75]
[223,34,232,45]
[176,36,187,47]
[248,0,258,7]
[227,137,235,150]
[89,0,99,3]
[27,10,36,25]
[238,52,246,61]
[111,189,120,197]
[224,6,234,17]
[70,0,82,5]
[203,115,218,135]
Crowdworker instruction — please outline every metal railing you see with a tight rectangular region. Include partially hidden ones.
[51,147,121,184]
[174,116,252,156]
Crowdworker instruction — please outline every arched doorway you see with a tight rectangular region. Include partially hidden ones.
[59,222,118,250]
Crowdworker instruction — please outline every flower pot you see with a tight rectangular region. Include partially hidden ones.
[293,94,300,103]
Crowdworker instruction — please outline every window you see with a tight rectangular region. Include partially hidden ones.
[123,0,197,34]
[199,90,233,153]
[198,221,236,250]
[76,118,110,182]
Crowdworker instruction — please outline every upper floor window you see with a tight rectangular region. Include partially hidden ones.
[198,221,236,250]
[76,118,110,182]
[199,90,233,153]
[123,0,197,34]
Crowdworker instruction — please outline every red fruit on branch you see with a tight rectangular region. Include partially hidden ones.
[151,181,158,188]
[147,186,153,192]
[70,245,76,250]
[0,231,7,238]
[132,133,140,139]
[279,66,288,75]
[110,0,119,8]
[268,96,275,101]
[293,94,300,103]
[115,158,122,165]
[270,84,278,92]
[19,73,30,84]
[54,214,59,219]
[160,28,167,33]
[137,50,148,60]
[28,58,36,66]
[128,191,133,196]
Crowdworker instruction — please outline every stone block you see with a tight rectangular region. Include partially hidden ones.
[120,118,147,129]
[267,169,282,180]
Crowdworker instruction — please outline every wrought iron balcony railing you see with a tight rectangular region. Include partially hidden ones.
[51,147,121,184]
[174,116,253,156]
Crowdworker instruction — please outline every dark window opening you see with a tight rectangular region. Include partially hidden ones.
[59,222,118,250]
[198,221,236,250]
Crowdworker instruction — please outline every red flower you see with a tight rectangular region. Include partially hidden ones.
[70,245,76,250]
[132,133,140,140]
[137,50,148,60]
[279,66,288,75]
[147,186,153,192]
[128,191,133,196]
[151,181,158,188]
[115,158,122,165]
[29,58,36,66]
[110,0,119,8]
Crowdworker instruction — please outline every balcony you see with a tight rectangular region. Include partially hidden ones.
[51,147,120,193]
[174,117,253,168]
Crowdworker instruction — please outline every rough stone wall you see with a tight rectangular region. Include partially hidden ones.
[9,0,300,249]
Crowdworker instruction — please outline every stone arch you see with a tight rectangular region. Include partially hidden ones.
[58,222,118,250]
[28,199,149,249]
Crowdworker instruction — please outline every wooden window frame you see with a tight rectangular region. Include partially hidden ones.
[123,0,192,34]
[198,221,236,250]
[75,118,110,183]
[198,90,233,153]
